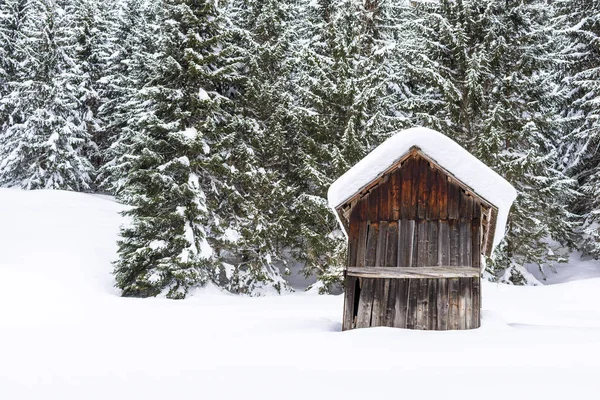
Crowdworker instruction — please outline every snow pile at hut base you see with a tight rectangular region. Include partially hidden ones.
[328,127,518,250]
[2,188,600,400]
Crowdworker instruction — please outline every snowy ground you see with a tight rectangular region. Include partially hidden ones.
[2,188,600,399]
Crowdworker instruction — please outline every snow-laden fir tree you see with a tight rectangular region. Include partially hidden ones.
[113,0,289,297]
[291,0,419,291]
[411,0,576,283]
[69,0,116,172]
[0,0,95,190]
[97,0,164,192]
[554,0,600,259]
[0,0,29,131]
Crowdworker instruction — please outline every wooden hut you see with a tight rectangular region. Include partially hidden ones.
[328,127,516,331]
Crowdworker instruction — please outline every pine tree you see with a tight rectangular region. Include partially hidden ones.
[112,0,290,297]
[554,0,600,259]
[0,0,95,190]
[411,0,576,283]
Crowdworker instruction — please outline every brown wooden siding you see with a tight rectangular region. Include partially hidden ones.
[342,154,483,331]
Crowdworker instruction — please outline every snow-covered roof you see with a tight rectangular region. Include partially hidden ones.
[328,127,517,251]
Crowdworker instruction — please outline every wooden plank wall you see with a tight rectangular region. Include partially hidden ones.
[342,155,482,331]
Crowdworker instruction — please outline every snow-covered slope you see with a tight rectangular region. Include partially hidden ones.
[1,188,600,400]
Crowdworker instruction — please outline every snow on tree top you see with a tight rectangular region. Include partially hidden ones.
[328,127,517,250]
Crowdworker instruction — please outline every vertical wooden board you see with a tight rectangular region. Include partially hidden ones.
[417,220,428,268]
[449,220,460,266]
[428,221,439,267]
[473,277,481,328]
[448,278,460,330]
[383,279,396,327]
[439,220,450,266]
[464,277,473,329]
[417,158,429,220]
[365,222,379,267]
[458,278,468,330]
[356,222,368,268]
[368,186,379,223]
[375,221,388,267]
[458,190,468,220]
[428,168,439,219]
[438,170,448,219]
[410,157,419,219]
[437,278,449,330]
[355,278,375,328]
[394,279,408,328]
[371,278,385,327]
[448,180,460,219]
[471,218,481,269]
[416,279,429,330]
[459,221,471,267]
[398,220,416,267]
[385,221,398,267]
[358,195,368,221]
[391,169,401,220]
[342,276,357,330]
[464,195,474,220]
[379,176,390,221]
[428,279,438,330]
[411,220,419,268]
[396,220,405,267]
[400,160,412,220]
[406,279,418,329]
[347,220,359,268]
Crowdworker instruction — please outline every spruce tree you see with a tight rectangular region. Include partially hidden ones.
[412,0,576,283]
[555,0,600,259]
[0,0,95,190]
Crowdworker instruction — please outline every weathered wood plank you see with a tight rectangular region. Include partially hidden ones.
[394,278,409,328]
[448,278,460,330]
[416,279,428,330]
[384,279,396,327]
[449,219,460,266]
[410,156,419,219]
[411,219,419,268]
[459,221,470,267]
[342,276,357,330]
[356,222,368,268]
[400,158,412,220]
[346,266,481,279]
[472,216,481,269]
[407,279,418,329]
[448,179,460,219]
[355,278,375,328]
[347,218,359,268]
[465,277,473,329]
[458,277,468,330]
[385,221,398,267]
[437,278,449,330]
[428,221,439,267]
[417,158,429,220]
[379,175,390,221]
[365,222,379,267]
[439,220,450,266]
[473,277,481,328]
[375,221,388,267]
[371,278,385,327]
[428,279,438,330]
[429,168,440,219]
[368,186,379,223]
[438,168,448,219]
[417,220,428,268]
[391,169,401,220]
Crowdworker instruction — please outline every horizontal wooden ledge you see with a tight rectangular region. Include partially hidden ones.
[346,266,481,279]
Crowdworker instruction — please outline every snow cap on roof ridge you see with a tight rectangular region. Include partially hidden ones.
[328,126,517,251]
